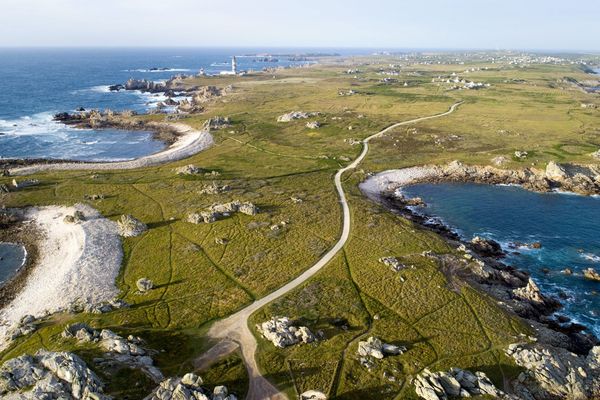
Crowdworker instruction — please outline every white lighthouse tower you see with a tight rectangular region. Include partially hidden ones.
[232,56,238,75]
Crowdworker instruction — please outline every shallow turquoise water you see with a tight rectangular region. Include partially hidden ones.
[0,243,26,285]
[402,183,600,336]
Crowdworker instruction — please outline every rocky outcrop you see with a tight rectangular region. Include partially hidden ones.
[144,373,237,400]
[117,214,148,237]
[187,201,259,224]
[469,236,504,257]
[512,279,560,313]
[199,182,230,195]
[506,343,600,399]
[6,315,38,341]
[378,256,406,272]
[357,336,406,360]
[390,160,600,195]
[306,121,321,129]
[175,164,204,175]
[277,111,319,122]
[62,323,163,383]
[0,350,109,399]
[256,317,315,348]
[414,368,509,400]
[203,116,231,131]
[583,267,600,282]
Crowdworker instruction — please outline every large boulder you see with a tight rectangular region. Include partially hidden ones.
[136,278,154,293]
[357,336,405,360]
[117,215,148,237]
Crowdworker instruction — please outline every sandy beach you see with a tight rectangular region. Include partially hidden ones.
[0,205,123,348]
[8,123,213,176]
[359,166,438,199]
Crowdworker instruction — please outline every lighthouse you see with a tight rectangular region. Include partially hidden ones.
[232,56,238,75]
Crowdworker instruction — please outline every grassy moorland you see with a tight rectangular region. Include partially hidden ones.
[1,55,599,399]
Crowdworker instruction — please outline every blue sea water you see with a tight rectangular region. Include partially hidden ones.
[402,183,600,336]
[0,48,318,161]
[0,243,26,285]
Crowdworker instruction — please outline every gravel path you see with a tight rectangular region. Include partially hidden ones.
[196,102,463,400]
[9,123,213,176]
[0,205,123,349]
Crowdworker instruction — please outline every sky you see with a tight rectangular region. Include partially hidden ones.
[1,0,599,51]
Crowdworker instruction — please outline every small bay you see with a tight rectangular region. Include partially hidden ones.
[402,182,600,335]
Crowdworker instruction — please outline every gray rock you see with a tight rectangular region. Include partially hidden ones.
[0,350,109,399]
[175,164,204,175]
[414,367,510,400]
[506,343,600,399]
[300,390,327,400]
[117,215,147,237]
[136,278,154,293]
[378,256,405,272]
[256,317,315,348]
[144,374,236,400]
[357,336,405,360]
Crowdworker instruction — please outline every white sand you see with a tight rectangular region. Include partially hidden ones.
[0,205,122,347]
[359,166,438,199]
[9,123,213,176]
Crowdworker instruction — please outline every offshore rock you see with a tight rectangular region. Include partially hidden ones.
[583,267,600,282]
[470,236,504,257]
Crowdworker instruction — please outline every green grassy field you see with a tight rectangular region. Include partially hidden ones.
[1,55,599,399]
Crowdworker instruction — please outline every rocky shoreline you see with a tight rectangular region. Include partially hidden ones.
[368,160,600,196]
[378,191,598,353]
[364,183,600,398]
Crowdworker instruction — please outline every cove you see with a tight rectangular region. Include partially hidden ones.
[402,182,600,336]
[0,243,26,285]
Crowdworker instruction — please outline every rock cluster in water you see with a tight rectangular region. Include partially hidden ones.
[414,368,507,400]
[145,373,237,400]
[256,317,315,348]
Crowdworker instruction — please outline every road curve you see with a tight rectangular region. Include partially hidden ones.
[198,102,463,400]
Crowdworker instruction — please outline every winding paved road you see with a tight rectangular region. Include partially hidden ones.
[196,102,463,400]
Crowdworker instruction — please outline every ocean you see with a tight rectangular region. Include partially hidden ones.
[402,183,600,336]
[0,48,318,161]
[0,243,26,285]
